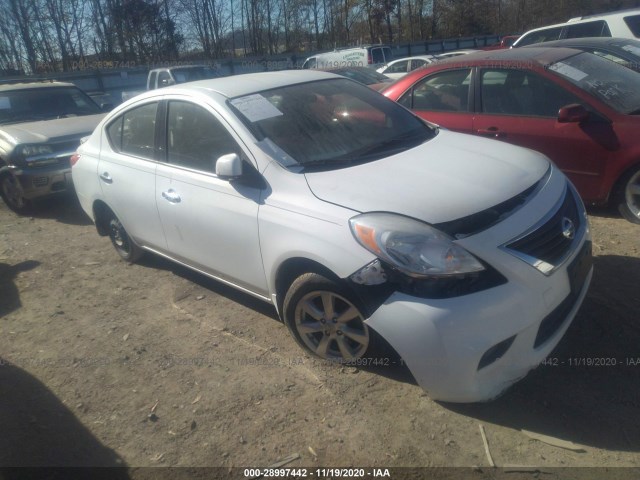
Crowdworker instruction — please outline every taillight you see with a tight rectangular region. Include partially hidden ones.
[368,53,372,64]
[70,153,80,167]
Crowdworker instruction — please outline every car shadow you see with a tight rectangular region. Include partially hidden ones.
[587,204,622,220]
[136,254,280,321]
[0,261,40,318]
[129,248,640,453]
[0,360,129,475]
[29,194,93,226]
[442,254,640,452]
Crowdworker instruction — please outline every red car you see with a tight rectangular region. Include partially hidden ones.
[382,47,640,223]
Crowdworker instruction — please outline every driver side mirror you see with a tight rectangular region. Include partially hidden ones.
[558,104,589,124]
[215,153,242,179]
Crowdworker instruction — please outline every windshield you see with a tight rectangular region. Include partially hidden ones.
[548,52,640,114]
[230,78,436,171]
[0,86,102,124]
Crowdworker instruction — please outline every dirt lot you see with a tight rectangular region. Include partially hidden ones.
[0,195,639,477]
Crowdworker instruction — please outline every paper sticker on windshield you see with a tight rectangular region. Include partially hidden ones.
[230,94,283,122]
[0,97,10,109]
[622,44,640,56]
[548,62,588,82]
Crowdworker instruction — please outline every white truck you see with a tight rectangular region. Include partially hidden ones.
[302,45,393,69]
[122,65,219,102]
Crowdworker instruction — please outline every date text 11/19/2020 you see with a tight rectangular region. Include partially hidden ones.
[244,468,391,478]
[541,357,640,367]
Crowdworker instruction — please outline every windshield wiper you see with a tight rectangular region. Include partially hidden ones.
[627,108,640,115]
[350,130,429,160]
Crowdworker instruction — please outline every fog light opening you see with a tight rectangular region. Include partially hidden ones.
[478,335,516,370]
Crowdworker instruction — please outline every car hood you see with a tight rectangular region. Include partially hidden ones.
[304,130,550,224]
[0,113,106,145]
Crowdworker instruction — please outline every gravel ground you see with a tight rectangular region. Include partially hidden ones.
[0,195,639,479]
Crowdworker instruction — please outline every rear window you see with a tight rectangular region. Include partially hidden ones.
[624,14,640,37]
[564,20,611,39]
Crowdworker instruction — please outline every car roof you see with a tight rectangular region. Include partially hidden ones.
[433,46,582,65]
[136,70,340,100]
[0,81,77,92]
[389,55,435,62]
[528,36,640,49]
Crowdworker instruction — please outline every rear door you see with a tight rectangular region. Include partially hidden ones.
[98,100,166,250]
[397,68,474,133]
[472,68,616,198]
[154,98,268,296]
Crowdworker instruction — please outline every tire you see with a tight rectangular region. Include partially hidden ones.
[0,173,32,215]
[108,214,143,262]
[616,166,640,225]
[283,273,374,363]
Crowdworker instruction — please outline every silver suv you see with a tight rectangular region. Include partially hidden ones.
[0,82,106,213]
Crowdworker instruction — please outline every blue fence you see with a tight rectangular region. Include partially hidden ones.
[0,33,503,106]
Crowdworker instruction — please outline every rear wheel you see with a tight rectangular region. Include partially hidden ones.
[283,273,372,363]
[108,214,143,262]
[616,166,640,224]
[0,173,31,214]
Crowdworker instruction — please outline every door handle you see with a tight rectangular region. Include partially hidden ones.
[99,172,113,184]
[477,127,507,138]
[162,189,181,204]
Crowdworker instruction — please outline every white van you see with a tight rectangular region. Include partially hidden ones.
[512,8,640,47]
[302,45,393,69]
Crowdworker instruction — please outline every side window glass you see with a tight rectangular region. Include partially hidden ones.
[410,69,471,112]
[371,48,384,64]
[107,116,124,151]
[624,14,640,37]
[389,60,408,73]
[565,20,610,39]
[110,102,158,158]
[167,101,240,173]
[410,59,426,70]
[158,71,171,88]
[518,27,563,46]
[481,69,581,117]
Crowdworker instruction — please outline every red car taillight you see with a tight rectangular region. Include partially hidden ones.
[70,153,80,167]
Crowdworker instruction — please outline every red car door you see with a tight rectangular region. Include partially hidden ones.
[472,68,617,201]
[396,68,474,134]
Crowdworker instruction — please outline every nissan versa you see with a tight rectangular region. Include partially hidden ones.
[71,71,593,402]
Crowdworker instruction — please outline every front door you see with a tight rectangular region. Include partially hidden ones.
[155,99,268,296]
[472,68,617,199]
[399,68,474,133]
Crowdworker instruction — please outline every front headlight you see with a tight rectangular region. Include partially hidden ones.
[14,144,58,167]
[18,144,54,159]
[349,213,485,277]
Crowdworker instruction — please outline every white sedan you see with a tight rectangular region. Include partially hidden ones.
[72,70,592,402]
[377,55,436,79]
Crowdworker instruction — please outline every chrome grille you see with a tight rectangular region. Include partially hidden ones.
[502,184,584,274]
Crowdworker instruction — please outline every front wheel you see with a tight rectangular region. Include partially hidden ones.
[0,173,31,214]
[616,166,640,224]
[283,273,372,362]
[108,215,143,262]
